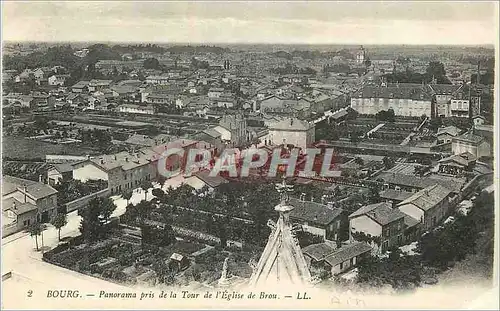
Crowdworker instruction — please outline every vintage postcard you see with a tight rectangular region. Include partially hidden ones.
[1,1,498,309]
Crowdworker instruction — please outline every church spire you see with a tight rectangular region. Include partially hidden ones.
[248,178,311,287]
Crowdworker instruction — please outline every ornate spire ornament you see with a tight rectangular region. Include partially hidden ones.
[275,177,294,205]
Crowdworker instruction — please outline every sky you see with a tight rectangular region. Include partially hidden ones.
[2,1,498,45]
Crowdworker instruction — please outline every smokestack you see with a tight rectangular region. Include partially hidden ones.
[477,61,481,85]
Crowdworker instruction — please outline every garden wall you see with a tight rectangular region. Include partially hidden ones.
[64,188,111,212]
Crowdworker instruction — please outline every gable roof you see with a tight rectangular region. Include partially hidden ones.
[323,242,372,267]
[398,184,452,211]
[349,202,405,226]
[302,242,336,261]
[51,163,74,173]
[203,128,222,138]
[2,175,58,199]
[437,126,461,137]
[289,197,343,226]
[438,152,476,166]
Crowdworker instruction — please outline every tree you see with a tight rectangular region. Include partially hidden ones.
[50,213,68,241]
[368,186,381,204]
[350,130,361,144]
[425,61,450,84]
[152,188,167,204]
[143,58,160,69]
[27,222,44,251]
[376,109,395,122]
[141,180,153,201]
[428,117,443,132]
[382,156,395,169]
[79,197,117,242]
[354,157,364,166]
[135,200,154,225]
[122,190,133,205]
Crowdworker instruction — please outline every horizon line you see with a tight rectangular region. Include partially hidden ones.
[3,40,495,48]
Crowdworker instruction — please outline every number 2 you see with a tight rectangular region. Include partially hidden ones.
[27,290,33,298]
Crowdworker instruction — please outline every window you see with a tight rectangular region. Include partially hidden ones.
[384,228,390,237]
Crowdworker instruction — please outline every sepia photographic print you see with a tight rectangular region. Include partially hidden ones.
[1,1,499,309]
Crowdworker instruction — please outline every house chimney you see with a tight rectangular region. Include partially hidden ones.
[39,174,43,183]
[12,201,17,210]
[125,157,129,162]
[290,118,294,126]
[300,193,306,201]
[100,158,104,164]
[310,196,314,202]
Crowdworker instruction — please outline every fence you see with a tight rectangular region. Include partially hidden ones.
[64,188,111,212]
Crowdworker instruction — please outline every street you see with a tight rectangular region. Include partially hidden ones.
[1,175,186,309]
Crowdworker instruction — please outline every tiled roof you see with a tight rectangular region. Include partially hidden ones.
[353,85,432,101]
[269,118,314,131]
[324,242,372,267]
[398,184,452,211]
[193,171,228,188]
[302,242,336,261]
[403,214,420,229]
[203,128,222,138]
[437,126,461,137]
[453,131,484,144]
[289,197,343,226]
[72,81,90,88]
[438,153,476,166]
[428,83,463,95]
[379,189,413,202]
[349,202,405,226]
[2,197,38,215]
[378,173,465,193]
[51,163,74,173]
[2,175,58,199]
